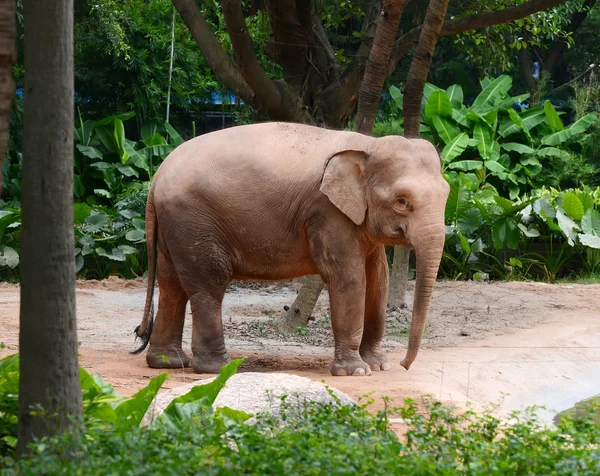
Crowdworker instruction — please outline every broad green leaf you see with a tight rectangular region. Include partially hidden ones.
[457,230,471,254]
[423,82,441,99]
[143,133,168,147]
[579,234,600,249]
[535,147,571,161]
[467,108,495,127]
[446,84,463,109]
[89,161,112,170]
[119,209,141,219]
[132,217,146,230]
[432,115,459,144]
[500,142,534,154]
[96,247,127,261]
[85,212,109,232]
[452,107,470,127]
[141,121,160,141]
[389,85,403,109]
[441,132,469,163]
[492,217,519,250]
[95,126,118,153]
[541,112,598,146]
[499,108,545,137]
[425,91,453,118]
[576,191,594,212]
[115,164,139,178]
[447,160,483,171]
[561,192,584,221]
[543,101,564,132]
[520,156,540,166]
[114,373,168,429]
[75,118,96,146]
[73,203,91,224]
[94,111,135,126]
[0,246,19,269]
[94,189,112,198]
[76,144,103,159]
[556,209,579,245]
[472,75,512,113]
[457,207,481,234]
[113,118,128,164]
[533,198,556,219]
[484,160,505,173]
[473,123,494,159]
[165,122,184,146]
[507,108,533,144]
[498,93,530,111]
[581,209,600,236]
[124,140,149,172]
[118,244,138,255]
[518,223,540,238]
[479,77,491,89]
[445,174,472,222]
[126,229,146,242]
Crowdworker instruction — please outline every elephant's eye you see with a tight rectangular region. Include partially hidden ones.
[396,198,411,211]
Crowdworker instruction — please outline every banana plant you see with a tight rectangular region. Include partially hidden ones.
[406,75,599,200]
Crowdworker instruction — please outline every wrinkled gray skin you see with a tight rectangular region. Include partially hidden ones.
[133,122,449,376]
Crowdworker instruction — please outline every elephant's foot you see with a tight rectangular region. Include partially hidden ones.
[360,348,390,371]
[191,350,230,374]
[330,356,372,376]
[146,346,191,369]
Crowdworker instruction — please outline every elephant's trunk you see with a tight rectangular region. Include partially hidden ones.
[400,222,445,370]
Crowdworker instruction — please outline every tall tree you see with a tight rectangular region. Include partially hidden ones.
[18,0,81,455]
[171,0,570,326]
[0,0,16,192]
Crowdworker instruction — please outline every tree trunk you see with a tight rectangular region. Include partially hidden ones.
[0,0,17,193]
[388,0,449,311]
[18,0,81,455]
[278,275,324,332]
[356,0,407,134]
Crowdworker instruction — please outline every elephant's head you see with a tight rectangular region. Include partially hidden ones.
[320,135,450,370]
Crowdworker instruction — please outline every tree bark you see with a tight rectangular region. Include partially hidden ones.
[278,275,325,332]
[518,47,537,93]
[387,0,449,311]
[356,0,408,134]
[18,0,81,455]
[0,0,16,193]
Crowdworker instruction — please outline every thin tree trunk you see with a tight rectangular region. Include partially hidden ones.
[356,0,407,134]
[0,0,17,193]
[387,0,449,311]
[18,0,81,455]
[278,275,324,332]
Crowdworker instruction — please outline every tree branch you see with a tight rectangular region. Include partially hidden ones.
[389,0,570,72]
[221,0,314,122]
[171,0,255,104]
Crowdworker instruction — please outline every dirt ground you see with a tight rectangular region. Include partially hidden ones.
[1,278,599,423]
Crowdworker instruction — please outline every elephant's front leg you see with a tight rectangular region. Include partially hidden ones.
[360,245,390,371]
[326,270,372,377]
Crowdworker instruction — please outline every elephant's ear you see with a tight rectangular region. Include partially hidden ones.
[320,150,368,226]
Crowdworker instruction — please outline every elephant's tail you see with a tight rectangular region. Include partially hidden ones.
[131,186,157,354]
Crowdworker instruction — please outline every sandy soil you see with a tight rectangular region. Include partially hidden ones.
[1,277,599,423]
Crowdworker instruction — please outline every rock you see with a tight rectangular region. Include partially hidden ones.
[141,372,355,426]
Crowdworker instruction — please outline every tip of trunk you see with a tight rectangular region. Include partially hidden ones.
[400,349,418,370]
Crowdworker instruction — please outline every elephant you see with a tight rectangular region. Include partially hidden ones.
[132,122,449,376]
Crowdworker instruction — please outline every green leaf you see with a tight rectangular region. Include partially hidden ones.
[499,108,546,137]
[507,108,533,144]
[119,209,141,219]
[164,122,184,146]
[74,203,92,224]
[423,82,441,99]
[493,195,515,212]
[118,244,138,255]
[533,198,556,219]
[446,84,463,109]
[132,217,146,230]
[114,373,168,429]
[520,156,540,166]
[126,229,146,242]
[94,111,135,126]
[561,192,584,221]
[389,85,403,109]
[535,147,571,161]
[441,132,469,163]
[473,123,496,159]
[457,207,481,234]
[0,246,19,268]
[518,223,540,238]
[141,122,160,141]
[89,161,112,170]
[452,107,470,127]
[457,230,471,254]
[96,247,127,261]
[579,234,600,249]
[115,164,139,178]
[484,160,506,173]
[432,115,459,144]
[94,189,112,198]
[425,91,453,118]
[447,160,483,171]
[74,174,85,198]
[541,112,598,146]
[556,209,579,245]
[85,212,109,232]
[472,75,512,113]
[543,101,564,132]
[143,133,168,147]
[124,139,149,172]
[445,174,472,222]
[498,93,530,111]
[75,118,96,147]
[576,191,594,212]
[76,144,103,159]
[500,143,535,154]
[492,217,519,250]
[581,209,600,236]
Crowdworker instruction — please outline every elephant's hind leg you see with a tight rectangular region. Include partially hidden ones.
[178,247,232,374]
[147,250,190,369]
